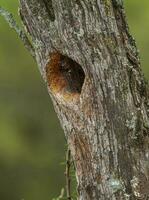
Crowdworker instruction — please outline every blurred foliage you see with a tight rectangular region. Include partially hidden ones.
[0,0,149,200]
[125,0,149,77]
[0,1,65,200]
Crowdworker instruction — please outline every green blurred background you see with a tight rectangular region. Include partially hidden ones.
[0,1,149,200]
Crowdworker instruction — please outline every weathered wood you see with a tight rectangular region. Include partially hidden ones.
[19,0,149,199]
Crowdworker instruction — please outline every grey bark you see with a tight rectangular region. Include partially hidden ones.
[19,0,149,199]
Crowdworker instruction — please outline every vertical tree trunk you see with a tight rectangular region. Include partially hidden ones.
[19,0,149,199]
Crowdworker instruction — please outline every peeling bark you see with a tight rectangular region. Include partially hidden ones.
[19,0,149,199]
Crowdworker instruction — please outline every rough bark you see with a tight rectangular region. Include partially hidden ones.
[19,0,149,199]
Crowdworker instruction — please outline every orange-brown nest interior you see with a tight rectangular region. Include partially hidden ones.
[46,52,85,101]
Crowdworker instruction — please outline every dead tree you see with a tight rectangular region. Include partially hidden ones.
[1,0,149,199]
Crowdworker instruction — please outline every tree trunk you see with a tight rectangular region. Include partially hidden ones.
[19,0,149,199]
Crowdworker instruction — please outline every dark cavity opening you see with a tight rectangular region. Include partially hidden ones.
[46,52,85,102]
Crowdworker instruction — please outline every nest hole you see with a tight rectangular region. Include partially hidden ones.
[46,52,85,102]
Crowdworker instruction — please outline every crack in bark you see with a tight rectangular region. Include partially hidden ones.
[42,0,55,21]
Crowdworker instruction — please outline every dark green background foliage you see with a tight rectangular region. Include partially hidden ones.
[0,0,148,199]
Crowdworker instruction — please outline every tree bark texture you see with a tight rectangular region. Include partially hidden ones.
[19,0,149,199]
